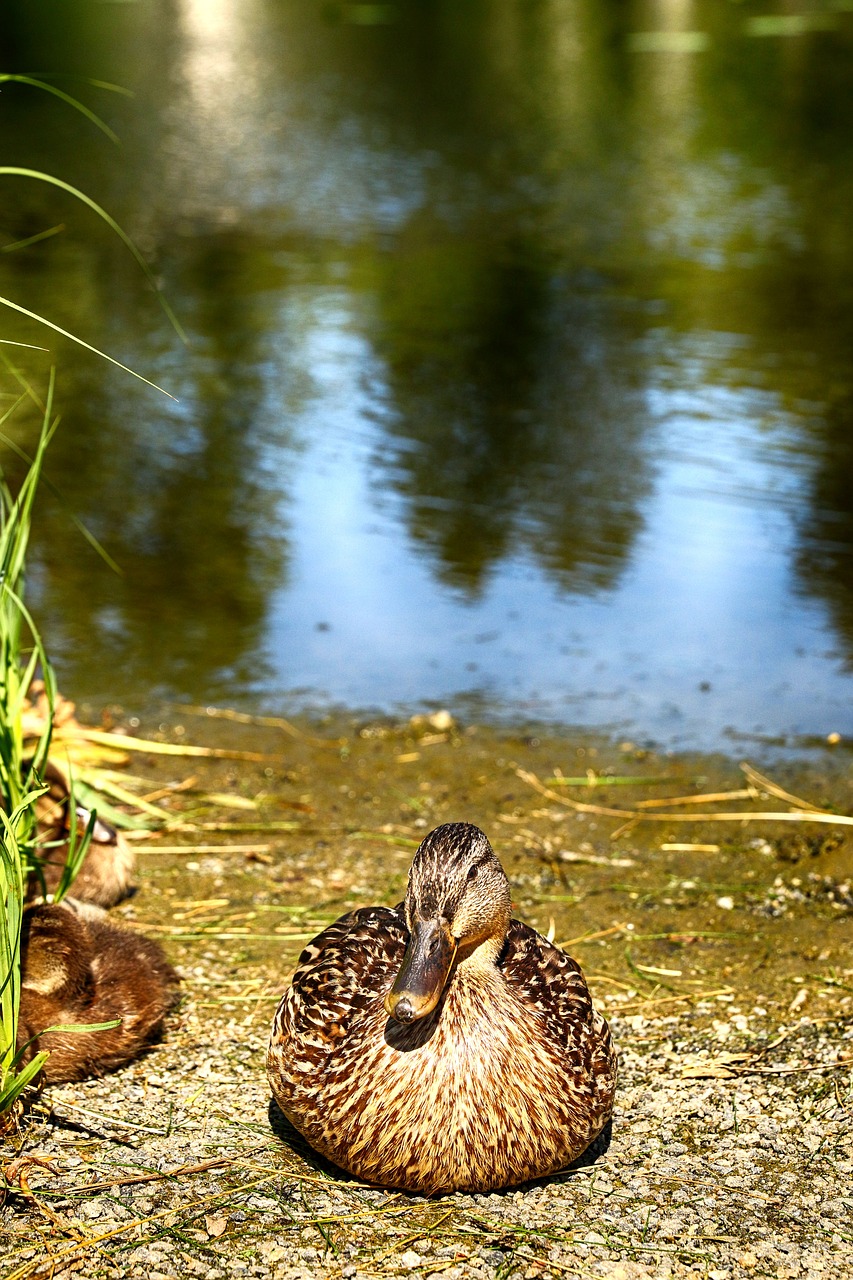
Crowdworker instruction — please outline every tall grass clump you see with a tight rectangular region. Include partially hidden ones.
[0,73,178,1117]
[0,372,94,1116]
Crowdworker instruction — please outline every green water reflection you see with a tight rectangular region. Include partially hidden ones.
[1,0,852,747]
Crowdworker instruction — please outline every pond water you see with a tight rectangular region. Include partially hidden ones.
[2,0,853,754]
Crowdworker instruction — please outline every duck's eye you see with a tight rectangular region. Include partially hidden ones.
[467,864,478,882]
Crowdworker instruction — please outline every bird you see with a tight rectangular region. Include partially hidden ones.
[267,821,617,1195]
[26,761,135,908]
[16,898,179,1083]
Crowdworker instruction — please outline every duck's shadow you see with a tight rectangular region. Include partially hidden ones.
[268,1098,363,1186]
[267,1098,612,1199]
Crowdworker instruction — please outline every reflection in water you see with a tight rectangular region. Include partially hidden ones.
[372,223,648,594]
[180,0,245,102]
[1,0,853,747]
[797,396,853,656]
[31,227,293,701]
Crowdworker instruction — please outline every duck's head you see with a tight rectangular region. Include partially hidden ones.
[384,822,511,1024]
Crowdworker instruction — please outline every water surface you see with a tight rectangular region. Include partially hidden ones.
[2,0,853,752]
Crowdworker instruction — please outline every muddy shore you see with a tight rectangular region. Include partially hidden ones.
[2,710,851,1279]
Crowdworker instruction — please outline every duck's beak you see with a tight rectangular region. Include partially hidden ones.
[384,916,457,1023]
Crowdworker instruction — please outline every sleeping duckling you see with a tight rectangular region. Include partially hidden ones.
[17,899,179,1083]
[268,821,617,1194]
[26,761,135,908]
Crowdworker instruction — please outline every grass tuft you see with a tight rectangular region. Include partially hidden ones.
[0,371,100,1116]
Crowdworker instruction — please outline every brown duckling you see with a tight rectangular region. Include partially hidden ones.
[17,899,179,1083]
[26,761,135,908]
[268,821,617,1195]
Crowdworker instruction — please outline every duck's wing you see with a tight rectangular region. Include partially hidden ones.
[273,905,408,1045]
[499,919,612,1055]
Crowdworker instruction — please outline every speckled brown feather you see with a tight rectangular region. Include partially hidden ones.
[16,900,180,1083]
[268,824,617,1195]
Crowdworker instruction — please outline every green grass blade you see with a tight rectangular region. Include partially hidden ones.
[0,168,186,342]
[0,423,123,576]
[0,380,62,1113]
[24,73,134,99]
[0,76,120,143]
[0,1052,48,1110]
[2,224,65,254]
[0,296,176,398]
[51,800,94,904]
[11,1019,122,1069]
[70,778,153,830]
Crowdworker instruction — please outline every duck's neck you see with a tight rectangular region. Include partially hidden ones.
[454,930,505,974]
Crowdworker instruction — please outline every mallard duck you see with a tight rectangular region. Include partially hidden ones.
[267,821,617,1194]
[17,899,179,1083]
[26,761,135,908]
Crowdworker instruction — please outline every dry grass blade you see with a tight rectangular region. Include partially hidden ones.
[370,1208,454,1264]
[201,792,258,810]
[558,924,630,948]
[71,1150,259,1194]
[660,843,720,852]
[2,1169,284,1280]
[516,769,631,818]
[558,850,636,867]
[516,768,853,828]
[174,703,346,747]
[131,843,273,855]
[633,788,755,810]
[753,1055,853,1076]
[168,821,301,833]
[616,987,736,1013]
[682,1051,853,1079]
[633,963,683,978]
[646,1173,779,1204]
[547,772,670,787]
[640,809,852,825]
[78,772,175,820]
[53,727,280,762]
[5,1167,88,1241]
[137,775,199,803]
[738,761,825,813]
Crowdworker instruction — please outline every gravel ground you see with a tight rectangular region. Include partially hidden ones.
[2,721,852,1278]
[2,980,851,1280]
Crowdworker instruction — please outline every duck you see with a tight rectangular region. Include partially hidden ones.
[17,898,179,1083]
[267,821,617,1195]
[26,761,135,908]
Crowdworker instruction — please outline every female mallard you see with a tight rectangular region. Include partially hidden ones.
[267,821,616,1195]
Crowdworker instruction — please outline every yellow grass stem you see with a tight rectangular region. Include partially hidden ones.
[174,703,345,747]
[130,843,273,855]
[77,773,176,820]
[633,788,755,809]
[739,761,825,813]
[517,769,853,828]
[55,727,279,762]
